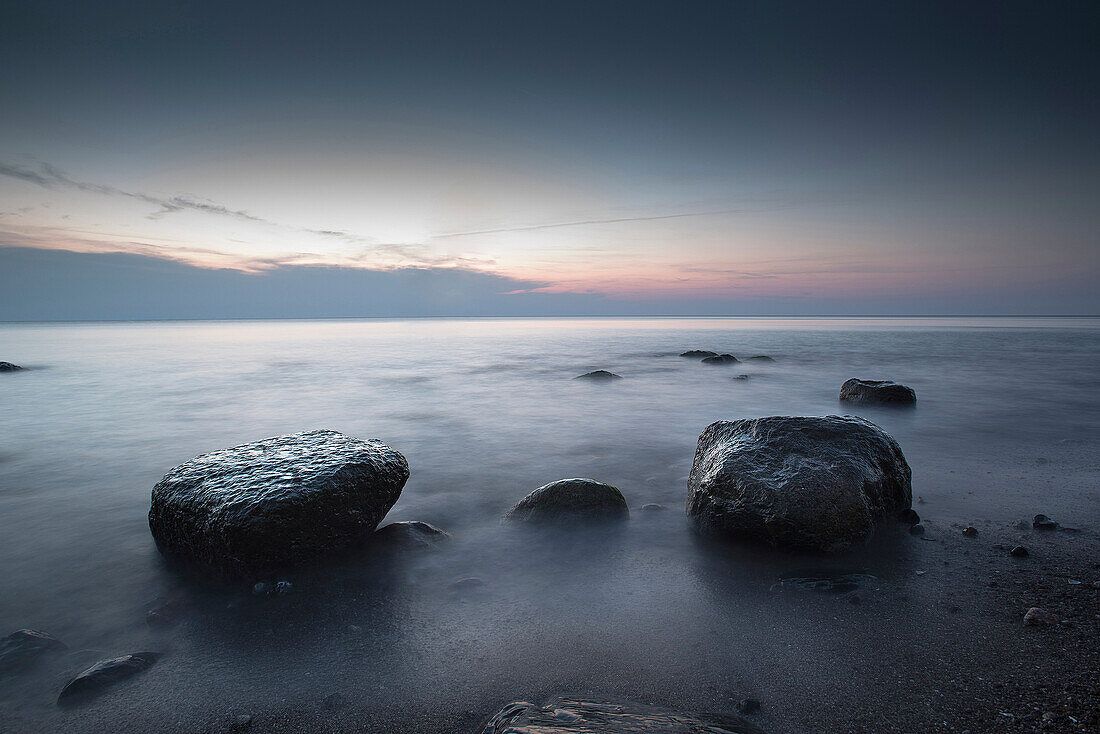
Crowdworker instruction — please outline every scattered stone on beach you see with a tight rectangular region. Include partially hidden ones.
[640,503,666,512]
[1033,514,1059,531]
[898,508,920,526]
[680,350,718,359]
[962,526,979,537]
[839,378,916,405]
[0,629,66,674]
[504,478,628,524]
[1010,546,1030,558]
[479,697,764,734]
[909,524,926,535]
[1024,607,1060,627]
[687,415,912,552]
[372,521,450,551]
[57,652,162,705]
[574,370,622,381]
[701,354,739,365]
[733,374,751,381]
[148,430,409,578]
[746,356,775,362]
[0,362,23,372]
[274,581,292,595]
[737,699,761,715]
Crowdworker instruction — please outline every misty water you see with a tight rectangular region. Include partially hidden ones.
[1,317,1098,732]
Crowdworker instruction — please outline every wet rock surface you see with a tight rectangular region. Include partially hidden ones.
[0,629,65,675]
[701,354,739,365]
[504,478,628,524]
[746,356,774,362]
[1033,514,1059,531]
[687,415,912,552]
[839,378,916,404]
[57,652,162,705]
[679,350,718,359]
[148,430,409,577]
[575,370,622,381]
[371,521,450,551]
[0,361,23,372]
[479,697,764,733]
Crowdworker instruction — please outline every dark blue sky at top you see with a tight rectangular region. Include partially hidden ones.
[1,1,1098,318]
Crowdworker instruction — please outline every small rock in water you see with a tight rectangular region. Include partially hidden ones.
[746,355,775,362]
[680,350,718,359]
[574,370,622,381]
[909,524,925,535]
[732,374,751,381]
[898,508,920,526]
[639,503,666,512]
[839,378,916,405]
[252,582,271,596]
[372,521,450,551]
[449,577,485,592]
[1010,546,1030,558]
[504,478,628,524]
[274,581,292,595]
[57,652,162,705]
[1032,514,1059,531]
[0,629,66,674]
[0,361,24,372]
[737,699,761,714]
[779,569,873,593]
[1024,607,1060,626]
[962,526,979,537]
[701,353,739,365]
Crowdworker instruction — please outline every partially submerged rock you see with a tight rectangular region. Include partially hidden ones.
[479,697,763,734]
[0,362,23,372]
[839,378,916,405]
[687,415,912,552]
[575,370,622,381]
[371,521,450,551]
[57,652,161,705]
[1033,514,1059,531]
[148,430,409,577]
[680,350,718,359]
[701,354,739,365]
[0,629,65,675]
[746,356,774,362]
[504,478,628,524]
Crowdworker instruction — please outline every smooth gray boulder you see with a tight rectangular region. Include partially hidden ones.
[687,416,912,552]
[57,652,161,705]
[149,430,408,577]
[0,362,23,372]
[839,378,916,404]
[480,697,763,733]
[575,370,622,381]
[0,629,65,675]
[504,478,628,524]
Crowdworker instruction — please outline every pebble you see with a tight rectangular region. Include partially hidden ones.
[962,526,978,537]
[639,503,667,512]
[236,714,253,728]
[1010,546,1029,558]
[1023,607,1060,626]
[274,581,292,595]
[737,699,761,714]
[1032,514,1059,531]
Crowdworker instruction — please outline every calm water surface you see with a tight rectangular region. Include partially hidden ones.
[1,317,1098,732]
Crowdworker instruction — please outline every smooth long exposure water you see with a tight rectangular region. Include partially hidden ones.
[1,317,1098,732]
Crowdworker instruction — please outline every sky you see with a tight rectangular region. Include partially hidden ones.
[1,0,1098,318]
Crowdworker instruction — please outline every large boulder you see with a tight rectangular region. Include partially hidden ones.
[687,416,912,552]
[480,697,763,733]
[149,430,409,577]
[504,478,628,524]
[839,378,916,404]
[0,362,23,372]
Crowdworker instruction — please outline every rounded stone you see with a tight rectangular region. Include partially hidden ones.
[687,415,913,552]
[504,478,628,524]
[148,430,409,578]
[839,378,916,404]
